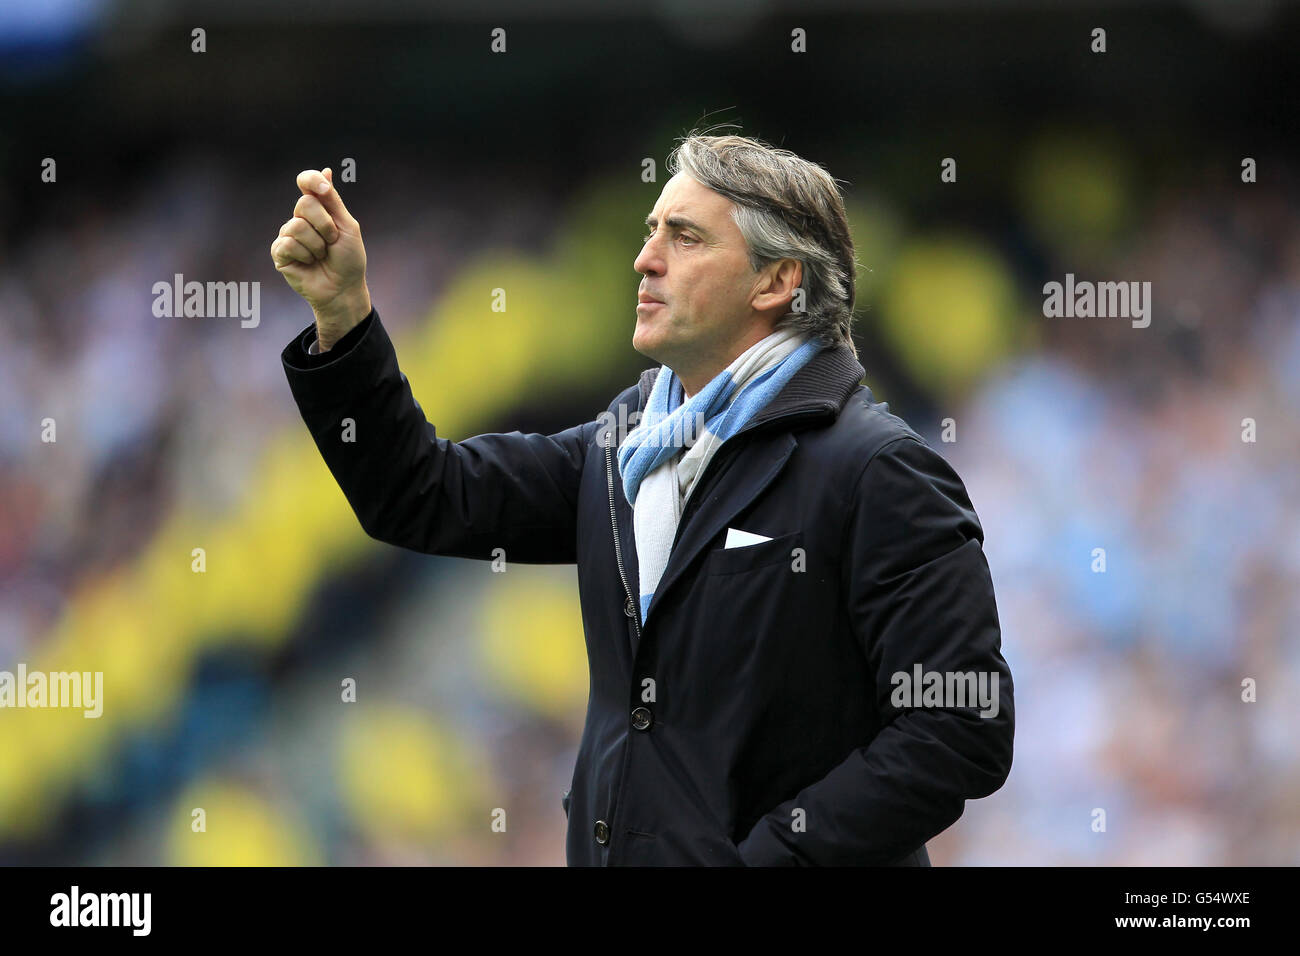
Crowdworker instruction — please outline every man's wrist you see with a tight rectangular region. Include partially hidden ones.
[314,285,371,352]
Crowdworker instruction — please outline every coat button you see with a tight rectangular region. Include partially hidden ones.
[630,706,652,731]
[624,595,636,618]
[594,820,610,845]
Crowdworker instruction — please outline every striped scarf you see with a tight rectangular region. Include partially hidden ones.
[617,327,824,623]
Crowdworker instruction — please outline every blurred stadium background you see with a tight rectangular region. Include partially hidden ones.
[1,0,1297,865]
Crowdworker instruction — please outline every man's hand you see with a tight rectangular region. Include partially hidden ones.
[271,167,371,351]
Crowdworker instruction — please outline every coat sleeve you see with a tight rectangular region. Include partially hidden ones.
[736,434,1015,865]
[281,306,593,563]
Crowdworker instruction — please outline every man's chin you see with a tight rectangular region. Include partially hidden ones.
[632,321,665,360]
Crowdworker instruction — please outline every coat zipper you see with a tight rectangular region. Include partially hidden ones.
[605,440,642,645]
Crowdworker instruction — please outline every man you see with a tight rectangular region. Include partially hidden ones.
[272,133,1014,866]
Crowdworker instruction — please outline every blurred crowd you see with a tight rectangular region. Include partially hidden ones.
[934,172,1300,864]
[0,150,554,662]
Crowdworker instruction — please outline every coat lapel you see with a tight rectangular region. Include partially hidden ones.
[642,430,798,626]
[620,342,865,635]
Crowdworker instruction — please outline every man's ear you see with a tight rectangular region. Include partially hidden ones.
[752,258,803,313]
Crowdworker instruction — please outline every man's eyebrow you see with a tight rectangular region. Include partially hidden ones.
[644,214,711,236]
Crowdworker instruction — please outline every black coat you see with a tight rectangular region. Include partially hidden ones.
[282,307,1015,866]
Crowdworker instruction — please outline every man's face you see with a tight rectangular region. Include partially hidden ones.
[633,172,764,372]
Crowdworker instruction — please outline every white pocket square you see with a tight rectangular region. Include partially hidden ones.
[724,527,774,549]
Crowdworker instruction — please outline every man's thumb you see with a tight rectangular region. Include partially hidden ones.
[313,166,353,223]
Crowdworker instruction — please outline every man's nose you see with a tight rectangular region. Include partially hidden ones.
[634,239,663,276]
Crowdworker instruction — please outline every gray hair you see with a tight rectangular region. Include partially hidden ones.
[666,129,860,357]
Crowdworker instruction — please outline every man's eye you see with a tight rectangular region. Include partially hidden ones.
[642,232,697,245]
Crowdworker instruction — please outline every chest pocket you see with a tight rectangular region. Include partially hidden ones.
[704,530,803,576]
